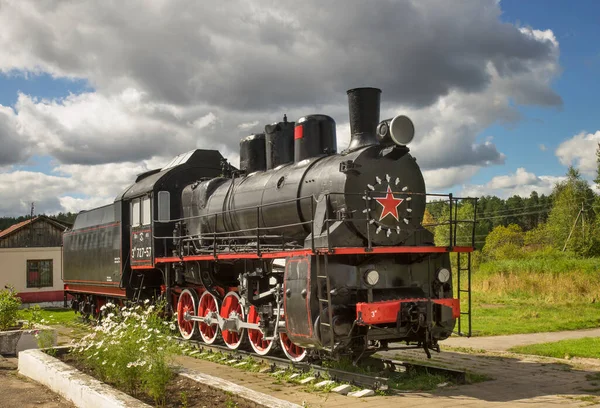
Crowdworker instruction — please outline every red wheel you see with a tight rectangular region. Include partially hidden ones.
[220,292,246,350]
[177,289,198,340]
[198,291,220,344]
[247,305,276,355]
[280,332,307,362]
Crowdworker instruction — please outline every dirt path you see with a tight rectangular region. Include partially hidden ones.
[9,323,600,408]
[441,327,600,351]
[378,346,600,407]
[0,356,75,408]
[175,349,600,408]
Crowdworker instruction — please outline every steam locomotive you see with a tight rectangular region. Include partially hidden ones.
[63,87,473,361]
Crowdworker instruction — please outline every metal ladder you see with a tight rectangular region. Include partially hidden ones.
[316,254,335,352]
[456,251,472,337]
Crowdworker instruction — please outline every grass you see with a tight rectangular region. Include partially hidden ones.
[460,253,600,336]
[387,371,449,391]
[509,337,600,359]
[18,307,77,326]
[470,297,600,336]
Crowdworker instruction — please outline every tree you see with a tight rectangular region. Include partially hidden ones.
[546,166,596,255]
[482,224,525,261]
[594,142,600,190]
[422,208,435,233]
[433,201,476,247]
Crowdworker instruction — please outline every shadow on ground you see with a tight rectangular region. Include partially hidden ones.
[378,347,600,406]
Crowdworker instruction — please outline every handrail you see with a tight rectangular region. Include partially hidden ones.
[151,191,478,256]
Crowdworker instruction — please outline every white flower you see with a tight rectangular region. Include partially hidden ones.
[169,323,176,331]
[144,299,150,304]
[100,305,106,311]
[102,361,107,365]
[127,362,133,368]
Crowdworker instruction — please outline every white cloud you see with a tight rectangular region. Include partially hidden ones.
[0,105,30,165]
[12,90,238,165]
[238,121,259,131]
[0,157,175,217]
[0,170,77,216]
[460,168,564,198]
[555,130,600,176]
[0,0,564,215]
[423,166,481,191]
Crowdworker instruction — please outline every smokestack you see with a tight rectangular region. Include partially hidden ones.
[346,87,381,151]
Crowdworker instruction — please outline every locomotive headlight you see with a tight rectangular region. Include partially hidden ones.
[437,268,451,283]
[364,269,380,286]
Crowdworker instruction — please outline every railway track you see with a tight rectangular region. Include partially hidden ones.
[171,337,467,391]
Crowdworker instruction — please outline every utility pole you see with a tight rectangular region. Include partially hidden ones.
[563,201,584,252]
[29,202,35,247]
[582,201,585,240]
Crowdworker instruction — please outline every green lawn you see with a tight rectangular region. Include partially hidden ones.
[18,307,77,325]
[460,254,600,337]
[470,298,600,336]
[509,337,600,359]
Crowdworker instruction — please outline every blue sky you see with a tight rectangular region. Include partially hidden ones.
[472,0,600,185]
[0,0,598,216]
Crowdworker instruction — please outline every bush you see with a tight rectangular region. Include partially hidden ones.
[0,287,22,330]
[482,224,524,261]
[73,301,179,406]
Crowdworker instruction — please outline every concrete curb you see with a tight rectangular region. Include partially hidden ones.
[19,349,302,408]
[18,349,150,408]
[180,367,303,408]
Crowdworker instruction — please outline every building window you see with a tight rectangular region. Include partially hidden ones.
[27,260,53,288]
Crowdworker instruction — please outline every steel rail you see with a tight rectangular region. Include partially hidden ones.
[171,337,467,390]
[171,337,390,390]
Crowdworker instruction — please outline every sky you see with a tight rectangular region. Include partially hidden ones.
[0,0,599,217]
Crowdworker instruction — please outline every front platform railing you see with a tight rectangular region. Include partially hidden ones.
[152,192,477,259]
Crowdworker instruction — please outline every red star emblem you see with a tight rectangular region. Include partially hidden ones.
[375,186,404,221]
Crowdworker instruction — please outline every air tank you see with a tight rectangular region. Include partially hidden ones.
[294,114,337,162]
[239,133,266,173]
[265,117,295,170]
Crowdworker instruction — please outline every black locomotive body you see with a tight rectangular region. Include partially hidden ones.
[63,87,474,361]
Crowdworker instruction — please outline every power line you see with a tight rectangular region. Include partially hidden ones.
[476,196,598,221]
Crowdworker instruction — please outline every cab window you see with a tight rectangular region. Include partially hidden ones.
[142,197,151,225]
[131,199,140,227]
